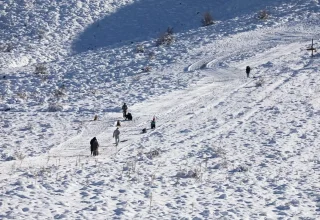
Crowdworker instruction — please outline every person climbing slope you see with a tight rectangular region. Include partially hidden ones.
[246,66,251,78]
[122,103,128,118]
[90,137,99,156]
[113,127,120,146]
[151,116,156,129]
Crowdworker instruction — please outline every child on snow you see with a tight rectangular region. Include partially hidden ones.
[113,127,120,146]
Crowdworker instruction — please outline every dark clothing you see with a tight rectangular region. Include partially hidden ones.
[90,137,96,145]
[151,120,156,129]
[90,137,99,156]
[90,137,95,155]
[246,66,251,78]
[113,128,120,146]
[122,104,128,118]
[126,113,132,121]
[116,120,121,127]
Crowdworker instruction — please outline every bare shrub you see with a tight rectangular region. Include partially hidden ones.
[48,103,63,112]
[40,74,48,82]
[166,27,174,35]
[148,51,155,60]
[38,29,46,39]
[255,78,264,87]
[202,12,214,26]
[14,151,26,166]
[141,66,152,72]
[189,168,202,179]
[17,92,27,100]
[54,89,65,99]
[6,44,13,52]
[212,146,226,158]
[156,34,174,46]
[257,10,269,20]
[136,45,145,53]
[234,165,249,172]
[0,43,13,52]
[35,64,47,75]
[176,168,201,179]
[146,149,160,159]
[156,27,174,46]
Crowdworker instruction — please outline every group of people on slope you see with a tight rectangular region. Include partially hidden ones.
[90,66,252,156]
[122,103,132,120]
[90,103,156,156]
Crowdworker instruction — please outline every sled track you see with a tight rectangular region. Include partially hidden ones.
[187,24,317,72]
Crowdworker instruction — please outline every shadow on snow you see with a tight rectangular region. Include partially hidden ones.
[71,0,281,53]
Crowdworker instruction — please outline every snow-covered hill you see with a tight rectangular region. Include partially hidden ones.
[0,0,320,219]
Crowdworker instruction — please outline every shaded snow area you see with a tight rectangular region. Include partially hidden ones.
[0,0,320,219]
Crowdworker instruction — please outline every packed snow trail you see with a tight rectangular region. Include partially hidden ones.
[1,7,320,218]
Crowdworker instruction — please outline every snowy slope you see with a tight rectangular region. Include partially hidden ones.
[0,0,320,219]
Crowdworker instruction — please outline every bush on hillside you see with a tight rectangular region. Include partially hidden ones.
[166,27,174,35]
[17,92,27,100]
[146,149,160,159]
[202,12,214,26]
[257,10,269,20]
[255,78,264,87]
[38,29,46,39]
[176,168,201,179]
[54,89,65,99]
[0,43,13,52]
[136,45,145,53]
[148,51,155,60]
[141,66,152,72]
[156,27,174,46]
[232,165,249,172]
[35,64,48,75]
[48,103,63,112]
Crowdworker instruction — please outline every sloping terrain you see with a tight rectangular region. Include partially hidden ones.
[0,0,320,219]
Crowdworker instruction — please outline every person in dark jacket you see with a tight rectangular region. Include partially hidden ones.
[90,137,95,156]
[90,137,99,156]
[151,118,156,129]
[246,66,251,78]
[122,103,128,118]
[126,112,132,121]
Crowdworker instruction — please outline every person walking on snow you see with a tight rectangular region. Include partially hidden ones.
[151,117,156,129]
[116,120,121,127]
[246,66,251,78]
[90,137,99,156]
[113,127,120,146]
[90,137,95,156]
[122,103,128,118]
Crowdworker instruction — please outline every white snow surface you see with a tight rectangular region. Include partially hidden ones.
[0,0,320,219]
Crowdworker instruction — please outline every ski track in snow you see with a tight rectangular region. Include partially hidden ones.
[2,48,320,219]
